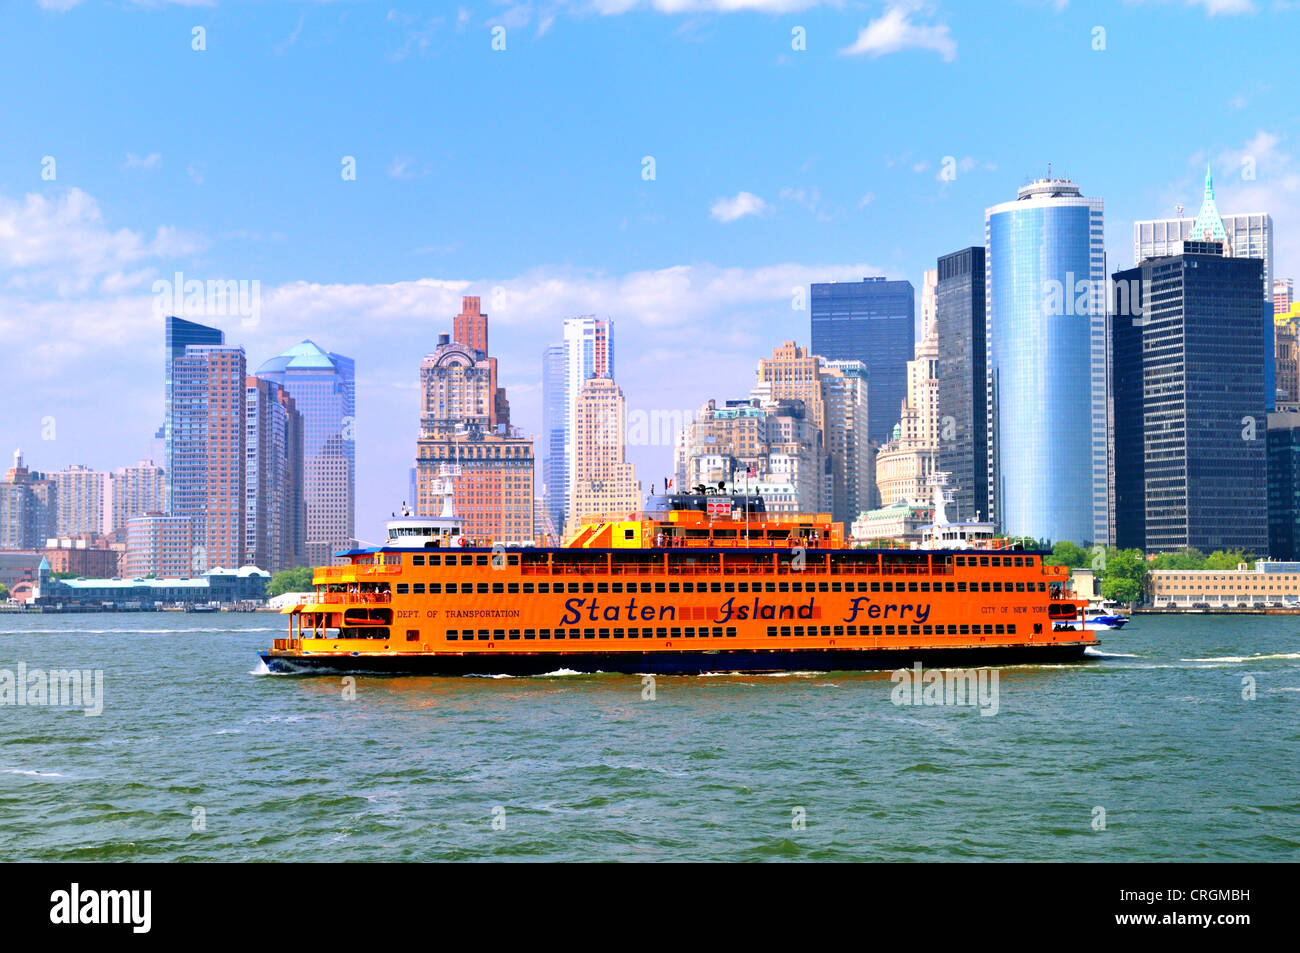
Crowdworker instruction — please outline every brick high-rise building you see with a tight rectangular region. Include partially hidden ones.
[0,450,57,550]
[164,317,246,571]
[415,311,535,543]
[111,460,165,538]
[566,376,641,538]
[124,514,195,579]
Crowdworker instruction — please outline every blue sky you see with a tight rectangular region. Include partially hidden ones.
[2,0,1297,541]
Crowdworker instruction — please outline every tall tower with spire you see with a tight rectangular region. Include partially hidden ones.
[1189,166,1229,245]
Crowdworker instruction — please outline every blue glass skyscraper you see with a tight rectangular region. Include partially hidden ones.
[811,278,914,445]
[986,179,1108,545]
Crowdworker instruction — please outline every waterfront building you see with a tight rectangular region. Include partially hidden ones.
[256,340,356,565]
[42,566,270,607]
[1149,561,1300,608]
[53,465,107,537]
[245,376,306,573]
[42,534,122,578]
[850,499,934,546]
[566,376,642,538]
[986,177,1108,545]
[124,513,195,579]
[110,460,165,538]
[811,277,914,444]
[1111,242,1269,555]
[0,450,57,551]
[414,323,535,544]
[935,246,989,521]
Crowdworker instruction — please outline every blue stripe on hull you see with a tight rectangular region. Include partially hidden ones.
[258,643,1094,676]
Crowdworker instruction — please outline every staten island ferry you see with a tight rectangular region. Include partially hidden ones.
[259,478,1095,675]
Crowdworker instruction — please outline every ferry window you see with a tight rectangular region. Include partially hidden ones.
[478,630,490,641]
[670,627,682,638]
[919,582,930,593]
[493,629,505,640]
[540,629,551,640]
[872,626,883,636]
[627,629,638,639]
[570,629,582,639]
[819,626,829,637]
[791,582,802,593]
[923,625,932,635]
[846,626,856,636]
[985,625,994,634]
[883,582,894,592]
[524,629,536,640]
[396,584,410,594]
[992,582,1002,593]
[447,630,458,640]
[870,582,880,592]
[413,584,426,594]
[412,555,425,566]
[911,626,921,636]
[831,582,842,593]
[459,555,472,566]
[598,629,610,639]
[477,584,489,594]
[612,583,623,594]
[884,625,895,636]
[568,584,579,594]
[641,583,652,593]
[995,624,1005,634]
[819,582,829,593]
[613,628,624,639]
[908,582,918,593]
[1014,557,1024,567]
[1039,582,1047,592]
[473,555,487,566]
[684,627,694,638]
[509,631,521,641]
[655,583,666,593]
[767,627,777,637]
[1008,625,1017,634]
[955,557,965,566]
[522,583,533,594]
[656,628,668,639]
[429,584,441,594]
[682,582,694,593]
[980,582,991,593]
[794,627,804,637]
[1015,582,1025,593]
[959,625,970,635]
[583,583,594,594]
[553,629,565,640]
[669,583,680,593]
[979,557,990,567]
[834,626,844,636]
[726,627,736,637]
[946,583,955,592]
[507,583,519,594]
[537,583,549,594]
[778,582,789,593]
[624,529,635,540]
[780,627,791,637]
[711,583,721,593]
[724,583,735,593]
[583,629,595,640]
[508,555,519,567]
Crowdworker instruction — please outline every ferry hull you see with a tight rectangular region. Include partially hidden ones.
[258,641,1096,677]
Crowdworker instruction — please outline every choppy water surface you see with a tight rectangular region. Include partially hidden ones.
[1,613,1297,861]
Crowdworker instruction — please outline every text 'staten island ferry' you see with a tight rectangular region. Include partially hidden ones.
[260,476,1096,675]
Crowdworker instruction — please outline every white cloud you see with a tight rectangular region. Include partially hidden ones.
[0,188,203,295]
[1125,0,1257,14]
[710,190,768,222]
[123,152,162,172]
[841,2,957,62]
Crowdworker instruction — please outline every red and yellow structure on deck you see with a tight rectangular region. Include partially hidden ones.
[260,489,1094,676]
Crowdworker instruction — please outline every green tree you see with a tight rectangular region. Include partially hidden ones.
[1202,549,1253,571]
[1044,540,1091,569]
[1149,547,1205,571]
[50,570,79,580]
[266,566,314,597]
[0,583,9,601]
[1099,547,1148,604]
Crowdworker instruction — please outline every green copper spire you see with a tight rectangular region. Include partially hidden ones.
[1189,164,1228,244]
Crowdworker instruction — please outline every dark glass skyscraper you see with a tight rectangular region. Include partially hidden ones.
[1267,410,1300,561]
[935,247,987,521]
[1112,243,1268,554]
[163,315,224,514]
[810,277,914,445]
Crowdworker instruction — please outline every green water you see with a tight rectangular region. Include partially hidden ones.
[0,612,1296,861]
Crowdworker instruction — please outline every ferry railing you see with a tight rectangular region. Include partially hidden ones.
[316,592,392,604]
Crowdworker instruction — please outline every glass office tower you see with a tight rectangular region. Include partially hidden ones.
[986,179,1108,545]
[811,278,914,445]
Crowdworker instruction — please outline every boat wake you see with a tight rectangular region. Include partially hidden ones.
[1084,647,1142,659]
[1181,652,1300,664]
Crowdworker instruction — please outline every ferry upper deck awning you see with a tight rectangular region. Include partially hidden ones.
[279,604,305,615]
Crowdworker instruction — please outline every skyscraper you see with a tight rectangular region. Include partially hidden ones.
[1134,167,1273,296]
[257,341,356,565]
[1274,278,1293,317]
[415,323,535,544]
[0,451,56,550]
[986,178,1108,545]
[245,376,306,573]
[167,325,247,571]
[1112,242,1268,554]
[540,317,614,534]
[53,465,107,537]
[1267,409,1300,561]
[110,460,166,538]
[163,315,224,515]
[875,317,940,507]
[811,277,914,445]
[935,246,988,521]
[566,376,641,538]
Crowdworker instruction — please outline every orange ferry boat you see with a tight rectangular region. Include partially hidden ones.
[259,482,1095,675]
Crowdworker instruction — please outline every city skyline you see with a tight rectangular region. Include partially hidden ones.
[4,1,1299,543]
